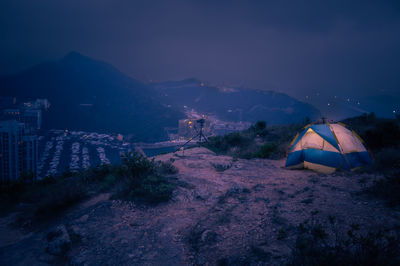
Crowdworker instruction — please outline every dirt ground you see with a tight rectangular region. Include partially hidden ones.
[1,147,399,265]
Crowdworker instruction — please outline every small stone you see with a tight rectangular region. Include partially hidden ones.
[76,214,89,224]
[46,224,71,256]
[201,230,217,243]
[69,225,84,239]
[37,253,56,263]
[69,250,88,266]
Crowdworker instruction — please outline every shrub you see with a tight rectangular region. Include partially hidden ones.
[211,162,232,172]
[373,148,400,173]
[288,215,400,266]
[364,121,400,150]
[114,152,175,204]
[34,176,87,219]
[277,229,288,240]
[99,174,118,192]
[253,142,277,158]
[120,152,156,179]
[365,147,400,206]
[156,161,179,175]
[117,174,175,204]
[250,120,268,136]
[225,132,252,147]
[367,172,400,207]
[255,121,267,130]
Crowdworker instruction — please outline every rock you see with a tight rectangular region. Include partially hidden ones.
[69,225,84,242]
[46,225,72,256]
[76,214,89,224]
[37,253,57,263]
[69,250,88,266]
[201,230,217,243]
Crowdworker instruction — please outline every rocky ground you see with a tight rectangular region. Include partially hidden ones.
[1,147,399,265]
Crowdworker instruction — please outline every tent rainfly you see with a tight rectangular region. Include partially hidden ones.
[285,123,372,173]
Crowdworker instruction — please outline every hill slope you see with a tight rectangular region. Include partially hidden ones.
[0,148,398,265]
[0,52,184,141]
[152,79,320,124]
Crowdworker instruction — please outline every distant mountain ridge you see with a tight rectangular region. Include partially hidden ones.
[0,53,320,140]
[0,52,184,141]
[152,79,320,124]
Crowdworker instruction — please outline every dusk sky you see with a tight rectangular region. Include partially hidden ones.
[1,0,400,100]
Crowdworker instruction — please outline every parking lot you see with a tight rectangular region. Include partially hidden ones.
[37,130,132,178]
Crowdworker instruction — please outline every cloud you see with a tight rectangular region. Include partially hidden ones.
[0,0,399,98]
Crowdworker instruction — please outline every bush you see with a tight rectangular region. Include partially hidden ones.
[366,148,400,206]
[225,132,252,147]
[211,162,232,172]
[373,148,400,173]
[99,174,118,192]
[250,121,268,136]
[34,177,87,219]
[205,121,284,159]
[0,152,178,221]
[367,172,400,207]
[288,214,400,266]
[156,161,179,175]
[114,152,176,204]
[253,142,278,158]
[364,121,400,150]
[121,174,175,204]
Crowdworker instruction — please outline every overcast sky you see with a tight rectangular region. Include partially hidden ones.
[1,0,399,99]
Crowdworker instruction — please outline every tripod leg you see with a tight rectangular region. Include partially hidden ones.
[200,133,209,143]
[175,133,200,152]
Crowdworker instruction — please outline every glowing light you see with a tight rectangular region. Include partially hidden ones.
[327,103,331,106]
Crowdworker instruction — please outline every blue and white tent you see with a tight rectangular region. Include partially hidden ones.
[285,123,372,173]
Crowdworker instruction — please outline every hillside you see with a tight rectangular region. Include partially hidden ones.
[0,52,184,141]
[152,79,321,124]
[0,147,399,265]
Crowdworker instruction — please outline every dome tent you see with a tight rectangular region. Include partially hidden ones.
[285,122,372,173]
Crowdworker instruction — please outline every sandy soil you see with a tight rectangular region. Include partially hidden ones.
[1,147,399,265]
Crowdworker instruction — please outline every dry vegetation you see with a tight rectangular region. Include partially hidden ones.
[0,153,178,226]
[1,114,400,265]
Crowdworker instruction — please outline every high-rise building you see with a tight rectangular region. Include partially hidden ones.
[23,109,42,130]
[22,135,38,178]
[0,120,38,182]
[3,108,42,132]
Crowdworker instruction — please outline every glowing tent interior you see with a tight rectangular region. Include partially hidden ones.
[285,123,372,173]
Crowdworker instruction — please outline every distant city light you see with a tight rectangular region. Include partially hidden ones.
[357,102,360,105]
[394,110,397,114]
[327,103,331,106]
[347,98,350,102]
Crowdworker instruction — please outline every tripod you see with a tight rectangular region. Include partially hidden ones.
[175,118,209,152]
